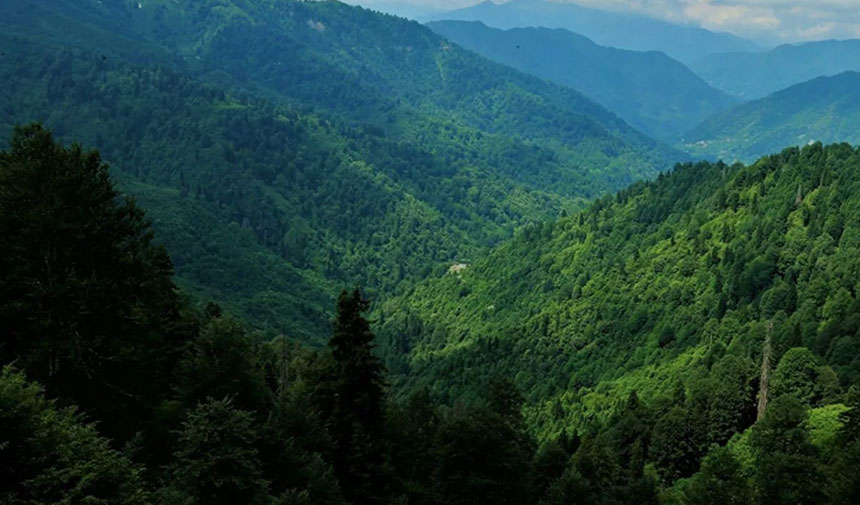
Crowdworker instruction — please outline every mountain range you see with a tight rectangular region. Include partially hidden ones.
[690,39,860,99]
[0,0,678,341]
[5,1,860,504]
[423,0,759,63]
[685,71,860,162]
[427,20,737,141]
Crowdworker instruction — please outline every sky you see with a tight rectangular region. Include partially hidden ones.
[345,0,860,44]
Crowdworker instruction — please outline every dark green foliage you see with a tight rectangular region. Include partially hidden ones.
[164,398,270,505]
[319,289,388,505]
[750,396,824,505]
[0,124,190,442]
[0,0,678,341]
[683,447,751,505]
[0,367,148,505]
[174,315,269,412]
[432,380,534,505]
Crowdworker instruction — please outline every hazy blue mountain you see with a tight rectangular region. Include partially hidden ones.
[423,0,758,63]
[684,72,860,162]
[427,20,737,141]
[690,39,860,99]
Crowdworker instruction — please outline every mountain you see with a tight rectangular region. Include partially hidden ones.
[9,120,860,505]
[380,141,860,434]
[423,0,758,64]
[690,39,860,99]
[0,0,677,341]
[684,72,860,162]
[427,20,737,141]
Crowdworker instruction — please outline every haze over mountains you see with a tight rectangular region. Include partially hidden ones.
[690,39,860,99]
[422,0,759,63]
[5,1,860,504]
[427,20,737,142]
[685,71,860,162]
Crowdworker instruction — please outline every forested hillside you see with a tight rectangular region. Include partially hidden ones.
[0,0,678,340]
[685,72,860,162]
[690,39,860,99]
[427,20,736,141]
[380,141,860,500]
[5,126,860,505]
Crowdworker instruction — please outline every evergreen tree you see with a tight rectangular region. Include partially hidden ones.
[0,124,190,442]
[320,289,387,505]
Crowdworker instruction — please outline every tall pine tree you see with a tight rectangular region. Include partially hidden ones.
[321,289,387,505]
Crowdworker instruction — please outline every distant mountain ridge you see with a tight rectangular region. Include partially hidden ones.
[427,20,737,141]
[423,0,758,63]
[690,39,860,99]
[684,71,860,162]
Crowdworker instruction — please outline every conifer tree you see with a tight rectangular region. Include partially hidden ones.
[322,289,387,505]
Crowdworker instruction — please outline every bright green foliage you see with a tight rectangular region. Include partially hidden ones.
[0,367,148,505]
[771,347,839,407]
[381,142,860,434]
[6,123,860,504]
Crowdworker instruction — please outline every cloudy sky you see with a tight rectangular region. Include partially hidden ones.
[346,0,860,44]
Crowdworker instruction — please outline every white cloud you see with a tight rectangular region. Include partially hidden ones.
[360,0,860,43]
[564,0,860,42]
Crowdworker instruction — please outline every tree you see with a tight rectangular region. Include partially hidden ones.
[771,347,835,407]
[650,406,705,483]
[0,367,148,505]
[174,315,269,413]
[164,397,269,505]
[684,446,751,505]
[319,289,387,505]
[828,386,860,504]
[0,124,190,441]
[750,396,823,505]
[432,402,533,505]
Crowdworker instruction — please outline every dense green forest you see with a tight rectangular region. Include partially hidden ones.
[379,141,860,501]
[684,72,860,162]
[5,1,860,504]
[426,20,736,141]
[0,0,678,341]
[6,126,860,505]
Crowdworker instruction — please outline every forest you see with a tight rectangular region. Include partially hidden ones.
[4,126,860,505]
[4,0,860,504]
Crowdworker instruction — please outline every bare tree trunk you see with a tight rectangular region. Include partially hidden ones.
[757,320,774,421]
